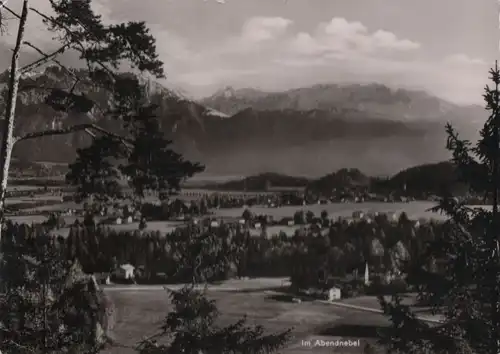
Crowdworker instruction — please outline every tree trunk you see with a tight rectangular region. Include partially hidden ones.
[491,60,500,354]
[0,0,29,244]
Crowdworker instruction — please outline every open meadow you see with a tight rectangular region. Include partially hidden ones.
[104,288,388,354]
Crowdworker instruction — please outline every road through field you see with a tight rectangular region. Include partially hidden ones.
[102,277,291,293]
[102,279,443,324]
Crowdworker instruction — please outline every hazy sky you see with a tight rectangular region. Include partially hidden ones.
[1,0,498,104]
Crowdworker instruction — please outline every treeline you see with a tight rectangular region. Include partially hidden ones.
[212,172,310,191]
[211,162,471,199]
[2,213,447,291]
[370,161,465,197]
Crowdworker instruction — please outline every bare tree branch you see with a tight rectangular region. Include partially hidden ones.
[29,6,117,81]
[14,123,133,151]
[20,43,71,74]
[1,4,21,20]
[3,3,112,81]
[22,41,75,78]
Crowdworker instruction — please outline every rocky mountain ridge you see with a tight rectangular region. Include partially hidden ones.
[0,67,485,176]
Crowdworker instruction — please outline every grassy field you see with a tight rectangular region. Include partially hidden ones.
[104,289,387,354]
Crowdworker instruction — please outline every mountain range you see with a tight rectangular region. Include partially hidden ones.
[0,66,486,177]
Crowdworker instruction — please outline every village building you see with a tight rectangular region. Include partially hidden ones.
[352,210,364,219]
[325,287,342,301]
[114,264,135,280]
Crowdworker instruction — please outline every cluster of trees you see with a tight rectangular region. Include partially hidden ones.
[0,222,112,353]
[213,172,310,191]
[0,219,292,353]
[0,1,291,353]
[12,211,442,288]
[377,64,500,354]
[209,164,472,202]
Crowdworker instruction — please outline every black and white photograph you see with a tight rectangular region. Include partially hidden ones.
[0,0,497,353]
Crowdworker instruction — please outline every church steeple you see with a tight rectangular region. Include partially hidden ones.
[364,262,370,285]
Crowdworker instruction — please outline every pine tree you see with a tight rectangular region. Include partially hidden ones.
[0,228,110,353]
[379,62,500,354]
[135,228,292,354]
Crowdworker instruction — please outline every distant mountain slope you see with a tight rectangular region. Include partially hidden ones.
[207,162,468,198]
[371,161,469,196]
[196,83,484,176]
[0,66,222,163]
[0,68,483,176]
[201,83,483,125]
[211,172,310,191]
[307,168,371,194]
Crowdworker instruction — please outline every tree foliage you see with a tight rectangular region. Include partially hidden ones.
[378,63,500,354]
[65,80,204,204]
[0,1,201,353]
[136,286,291,354]
[135,224,291,354]
[0,223,110,354]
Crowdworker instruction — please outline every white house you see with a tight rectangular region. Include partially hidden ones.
[325,287,342,301]
[114,264,135,280]
[210,220,219,227]
[115,217,122,225]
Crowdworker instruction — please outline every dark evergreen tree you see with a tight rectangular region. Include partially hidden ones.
[137,286,291,354]
[0,227,111,353]
[379,62,500,354]
[136,227,291,354]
